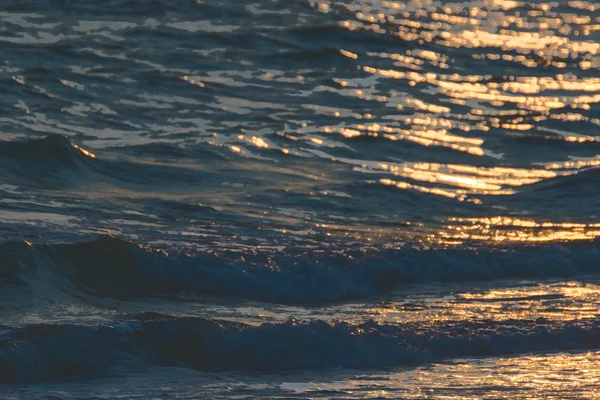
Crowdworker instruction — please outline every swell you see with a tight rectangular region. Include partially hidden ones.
[3,237,600,305]
[518,166,600,196]
[2,314,600,383]
[0,135,99,187]
[7,136,600,211]
[505,166,600,215]
[0,135,223,190]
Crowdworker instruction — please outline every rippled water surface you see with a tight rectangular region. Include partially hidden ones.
[3,0,600,398]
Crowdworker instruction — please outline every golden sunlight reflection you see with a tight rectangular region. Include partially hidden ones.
[323,121,485,156]
[71,143,96,158]
[437,216,600,244]
[364,281,600,326]
[305,144,596,203]
[361,65,600,115]
[356,351,600,399]
[375,162,559,198]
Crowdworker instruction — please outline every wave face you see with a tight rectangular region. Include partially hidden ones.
[0,136,97,187]
[3,314,600,383]
[3,0,600,395]
[2,237,600,305]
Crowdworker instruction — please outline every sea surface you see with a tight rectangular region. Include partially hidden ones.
[2,0,600,398]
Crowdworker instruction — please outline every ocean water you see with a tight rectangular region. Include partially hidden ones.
[2,0,600,397]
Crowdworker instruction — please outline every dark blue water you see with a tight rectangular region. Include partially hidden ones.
[3,0,600,397]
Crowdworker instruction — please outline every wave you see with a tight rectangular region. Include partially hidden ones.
[519,166,600,195]
[2,314,600,383]
[504,166,600,216]
[3,237,600,305]
[0,135,99,187]
[0,135,225,190]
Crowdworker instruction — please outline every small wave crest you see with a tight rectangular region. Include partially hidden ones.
[0,135,94,162]
[0,135,99,187]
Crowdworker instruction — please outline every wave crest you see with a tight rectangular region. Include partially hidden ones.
[2,314,600,382]
[2,237,600,305]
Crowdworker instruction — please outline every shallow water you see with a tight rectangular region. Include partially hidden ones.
[2,0,600,397]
